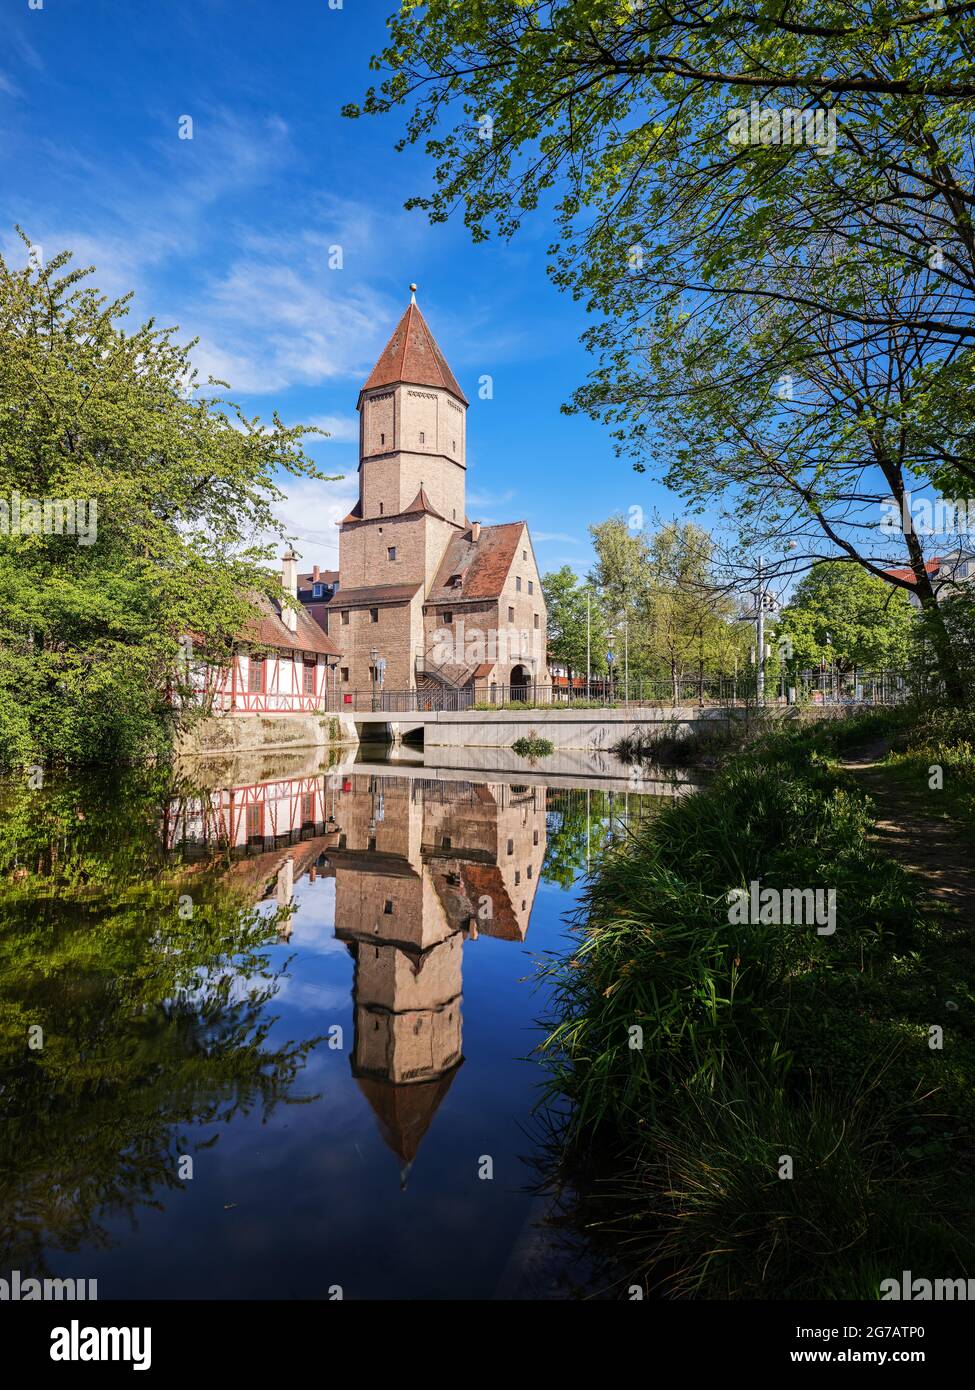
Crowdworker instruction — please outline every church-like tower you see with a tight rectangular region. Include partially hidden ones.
[317,286,549,699]
[356,283,468,526]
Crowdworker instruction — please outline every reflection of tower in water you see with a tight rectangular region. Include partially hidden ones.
[331,774,547,1185]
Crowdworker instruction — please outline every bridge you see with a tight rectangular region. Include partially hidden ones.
[338,700,853,751]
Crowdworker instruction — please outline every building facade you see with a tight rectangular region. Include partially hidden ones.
[181,551,343,715]
[306,289,549,706]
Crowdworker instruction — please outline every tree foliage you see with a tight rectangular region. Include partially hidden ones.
[0,234,331,767]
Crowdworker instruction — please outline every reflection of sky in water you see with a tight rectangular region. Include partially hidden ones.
[5,770,665,1300]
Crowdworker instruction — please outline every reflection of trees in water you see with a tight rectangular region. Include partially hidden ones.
[0,770,322,1276]
[542,789,657,891]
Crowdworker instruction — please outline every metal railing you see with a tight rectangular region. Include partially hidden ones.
[332,671,915,714]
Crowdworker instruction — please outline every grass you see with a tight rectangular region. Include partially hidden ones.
[512,734,555,758]
[538,706,975,1298]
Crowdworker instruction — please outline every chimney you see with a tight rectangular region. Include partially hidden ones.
[281,549,298,634]
[313,564,320,582]
[471,521,481,542]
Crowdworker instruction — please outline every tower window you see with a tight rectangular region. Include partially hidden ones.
[507,839,514,855]
[528,581,533,595]
[419,431,425,444]
[452,440,456,450]
[516,576,522,592]
[379,501,384,515]
[384,900,394,914]
[341,610,350,626]
[508,607,514,623]
[388,546,397,561]
[443,611,453,624]
[534,613,540,629]
[380,432,385,446]
[340,667,349,682]
[370,607,379,623]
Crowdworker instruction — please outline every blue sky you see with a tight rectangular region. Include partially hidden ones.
[0,0,683,577]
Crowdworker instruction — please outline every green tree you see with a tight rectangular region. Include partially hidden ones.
[541,566,607,679]
[347,2,975,701]
[0,234,334,768]
[778,562,916,677]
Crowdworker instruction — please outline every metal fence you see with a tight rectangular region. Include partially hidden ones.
[333,671,915,714]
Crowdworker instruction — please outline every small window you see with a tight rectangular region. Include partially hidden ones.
[341,610,350,626]
[534,613,540,630]
[443,610,453,624]
[522,550,527,561]
[452,439,456,451]
[312,583,324,598]
[388,546,397,561]
[442,835,452,849]
[419,431,425,444]
[384,900,394,914]
[533,829,539,846]
[248,656,265,694]
[341,666,349,682]
[380,432,385,446]
[246,804,263,839]
[515,870,521,886]
[379,501,384,515]
[452,508,456,520]
[527,864,533,879]
[516,576,522,592]
[506,838,514,855]
[302,792,315,822]
[528,580,533,595]
[303,662,317,695]
[370,607,379,623]
[508,606,514,623]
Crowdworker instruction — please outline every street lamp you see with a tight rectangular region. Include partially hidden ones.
[369,648,380,711]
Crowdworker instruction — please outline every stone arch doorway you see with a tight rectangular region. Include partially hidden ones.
[510,664,531,701]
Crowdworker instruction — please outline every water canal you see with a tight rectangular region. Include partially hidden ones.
[0,745,697,1299]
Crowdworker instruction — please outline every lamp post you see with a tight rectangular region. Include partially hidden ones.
[370,648,380,711]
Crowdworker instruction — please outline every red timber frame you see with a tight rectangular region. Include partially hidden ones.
[164,775,330,852]
[207,648,331,714]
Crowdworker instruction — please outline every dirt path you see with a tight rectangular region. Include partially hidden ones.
[840,739,975,918]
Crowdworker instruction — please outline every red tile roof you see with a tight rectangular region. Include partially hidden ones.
[883,559,940,585]
[402,486,446,520]
[360,300,468,406]
[244,591,343,656]
[427,522,527,603]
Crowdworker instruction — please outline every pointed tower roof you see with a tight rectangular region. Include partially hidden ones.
[360,287,468,406]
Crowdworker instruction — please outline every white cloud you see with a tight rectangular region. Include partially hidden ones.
[305,415,359,444]
[533,531,580,544]
[264,473,360,565]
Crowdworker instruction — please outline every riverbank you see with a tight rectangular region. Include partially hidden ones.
[539,708,975,1299]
